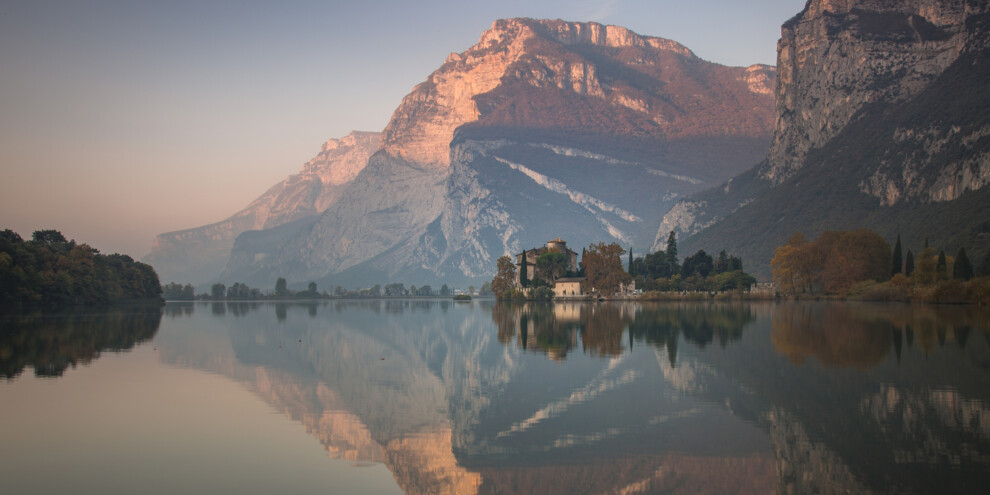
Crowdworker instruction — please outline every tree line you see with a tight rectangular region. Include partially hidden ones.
[162,277,488,300]
[0,229,161,306]
[492,235,756,300]
[629,232,755,293]
[771,229,990,303]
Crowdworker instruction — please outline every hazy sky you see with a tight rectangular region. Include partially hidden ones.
[0,0,806,258]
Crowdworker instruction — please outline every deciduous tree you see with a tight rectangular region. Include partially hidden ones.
[491,255,517,299]
[580,242,631,296]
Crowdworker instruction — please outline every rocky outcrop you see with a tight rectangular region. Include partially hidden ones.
[223,18,776,287]
[656,0,990,270]
[763,0,973,184]
[143,131,379,285]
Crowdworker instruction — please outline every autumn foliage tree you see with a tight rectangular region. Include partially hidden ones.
[491,255,517,299]
[771,229,891,294]
[580,242,631,296]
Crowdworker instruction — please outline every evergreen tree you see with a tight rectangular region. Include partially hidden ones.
[983,250,990,277]
[905,250,915,276]
[891,234,902,276]
[275,277,289,297]
[953,247,973,281]
[665,232,678,272]
[628,248,634,275]
[936,251,948,281]
[716,250,729,274]
[519,252,529,288]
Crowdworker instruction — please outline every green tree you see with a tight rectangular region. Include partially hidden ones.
[308,281,318,293]
[912,247,938,285]
[628,249,634,276]
[936,251,948,281]
[211,283,226,300]
[275,277,289,297]
[715,250,729,274]
[905,250,915,276]
[440,284,450,296]
[519,252,529,288]
[891,234,902,276]
[665,232,678,273]
[535,251,567,285]
[983,250,990,277]
[953,247,973,281]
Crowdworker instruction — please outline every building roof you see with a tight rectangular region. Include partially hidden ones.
[555,277,585,283]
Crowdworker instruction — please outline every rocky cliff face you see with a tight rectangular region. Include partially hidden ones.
[143,131,379,285]
[764,0,973,184]
[223,18,776,287]
[656,0,990,268]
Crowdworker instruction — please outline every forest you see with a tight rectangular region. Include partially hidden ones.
[0,229,161,306]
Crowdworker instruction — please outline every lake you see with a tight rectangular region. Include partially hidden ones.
[2,300,989,494]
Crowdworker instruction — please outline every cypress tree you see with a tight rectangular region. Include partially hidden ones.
[891,234,903,276]
[666,232,678,272]
[953,247,973,281]
[520,252,529,288]
[628,248,634,275]
[983,250,990,277]
[936,251,948,281]
[905,250,915,276]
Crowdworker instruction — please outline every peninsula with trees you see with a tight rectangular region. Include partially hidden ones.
[0,229,162,307]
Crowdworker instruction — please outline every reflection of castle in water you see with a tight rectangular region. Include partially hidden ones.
[493,302,755,364]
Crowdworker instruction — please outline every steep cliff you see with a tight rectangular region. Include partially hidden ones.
[223,18,776,287]
[657,0,990,275]
[143,131,379,285]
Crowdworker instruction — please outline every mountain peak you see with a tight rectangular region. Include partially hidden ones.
[381,18,757,167]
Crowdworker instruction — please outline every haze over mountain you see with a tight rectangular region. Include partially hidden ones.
[160,18,776,288]
[145,132,379,285]
[663,0,990,277]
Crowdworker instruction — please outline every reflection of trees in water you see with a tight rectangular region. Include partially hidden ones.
[0,306,163,379]
[628,303,755,367]
[491,302,754,363]
[771,303,990,369]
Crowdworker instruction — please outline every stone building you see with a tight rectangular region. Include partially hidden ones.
[515,238,580,286]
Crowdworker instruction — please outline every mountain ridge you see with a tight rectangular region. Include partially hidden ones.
[218,17,776,288]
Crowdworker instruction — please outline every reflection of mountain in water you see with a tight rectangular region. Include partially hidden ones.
[153,301,990,494]
[703,303,990,495]
[0,306,162,379]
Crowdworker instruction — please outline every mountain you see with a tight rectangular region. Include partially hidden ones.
[220,18,776,288]
[659,0,990,277]
[143,131,380,285]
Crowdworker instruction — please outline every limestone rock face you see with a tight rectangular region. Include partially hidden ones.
[655,0,990,263]
[763,0,973,183]
[223,18,776,287]
[143,131,379,285]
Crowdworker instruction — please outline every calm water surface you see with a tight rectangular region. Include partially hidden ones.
[2,301,989,494]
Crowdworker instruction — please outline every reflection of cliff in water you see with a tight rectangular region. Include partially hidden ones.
[695,302,990,494]
[153,301,990,495]
[0,305,163,379]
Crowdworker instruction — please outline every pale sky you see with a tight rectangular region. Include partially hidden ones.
[0,0,806,258]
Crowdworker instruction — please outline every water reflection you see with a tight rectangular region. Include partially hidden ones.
[6,300,989,494]
[494,302,756,365]
[0,305,162,379]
